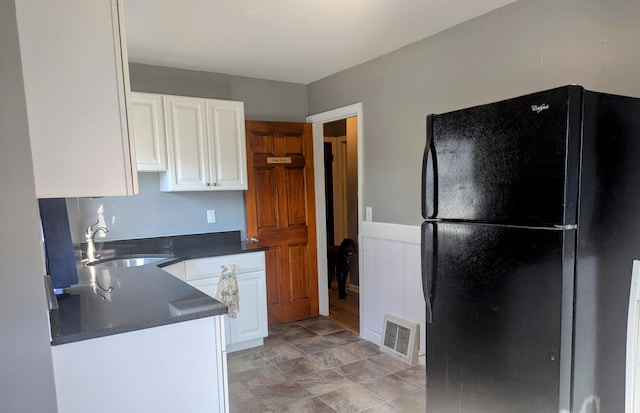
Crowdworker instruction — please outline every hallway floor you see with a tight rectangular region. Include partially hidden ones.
[227,317,426,412]
[328,282,359,333]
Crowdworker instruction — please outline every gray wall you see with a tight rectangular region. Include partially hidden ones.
[307,0,640,226]
[67,174,246,242]
[0,1,58,411]
[67,64,308,242]
[129,63,308,122]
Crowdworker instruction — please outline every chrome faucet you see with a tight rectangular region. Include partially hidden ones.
[85,220,108,262]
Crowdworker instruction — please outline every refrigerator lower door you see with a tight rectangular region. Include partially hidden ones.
[422,221,575,413]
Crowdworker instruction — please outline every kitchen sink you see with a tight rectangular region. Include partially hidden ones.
[86,256,169,268]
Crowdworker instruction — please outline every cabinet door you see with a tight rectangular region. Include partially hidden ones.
[188,277,220,301]
[188,277,232,342]
[229,271,268,344]
[131,93,167,172]
[206,100,248,190]
[161,261,185,281]
[185,252,267,351]
[161,95,210,191]
[52,316,227,412]
[15,0,137,198]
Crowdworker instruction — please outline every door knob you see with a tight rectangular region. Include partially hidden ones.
[250,237,259,243]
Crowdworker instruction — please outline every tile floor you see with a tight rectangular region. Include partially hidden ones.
[227,317,426,412]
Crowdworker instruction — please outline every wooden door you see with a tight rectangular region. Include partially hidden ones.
[245,121,319,325]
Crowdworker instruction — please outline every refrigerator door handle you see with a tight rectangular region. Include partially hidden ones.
[422,223,437,324]
[422,115,438,218]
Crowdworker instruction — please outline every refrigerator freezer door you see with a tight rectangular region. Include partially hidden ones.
[422,221,575,413]
[423,86,582,227]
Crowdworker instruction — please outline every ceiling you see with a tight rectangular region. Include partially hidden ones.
[124,0,517,85]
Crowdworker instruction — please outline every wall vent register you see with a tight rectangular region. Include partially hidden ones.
[381,313,420,365]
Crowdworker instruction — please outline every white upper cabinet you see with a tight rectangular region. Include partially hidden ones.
[15,0,138,198]
[131,93,167,172]
[161,95,247,191]
[206,100,248,190]
[162,95,209,190]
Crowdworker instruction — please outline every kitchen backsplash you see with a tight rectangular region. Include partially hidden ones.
[65,173,246,242]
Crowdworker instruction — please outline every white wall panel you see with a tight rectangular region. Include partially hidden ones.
[361,221,425,364]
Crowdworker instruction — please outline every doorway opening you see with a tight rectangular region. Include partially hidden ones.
[324,118,359,332]
[307,103,364,334]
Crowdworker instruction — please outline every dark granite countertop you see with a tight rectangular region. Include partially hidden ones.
[51,231,267,346]
[77,230,265,264]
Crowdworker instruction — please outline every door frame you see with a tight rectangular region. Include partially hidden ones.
[307,103,364,326]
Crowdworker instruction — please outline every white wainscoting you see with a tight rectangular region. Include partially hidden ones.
[360,221,425,365]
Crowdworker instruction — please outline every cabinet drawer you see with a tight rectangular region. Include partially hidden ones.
[185,252,265,281]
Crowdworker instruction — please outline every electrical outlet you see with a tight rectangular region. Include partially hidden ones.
[206,210,216,223]
[365,207,373,222]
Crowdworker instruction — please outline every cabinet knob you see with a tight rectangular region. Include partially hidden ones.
[206,182,211,186]
[250,237,259,243]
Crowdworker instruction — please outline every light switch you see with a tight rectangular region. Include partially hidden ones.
[365,207,373,222]
[206,210,216,223]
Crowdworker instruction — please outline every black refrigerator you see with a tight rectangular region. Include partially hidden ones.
[421,85,640,413]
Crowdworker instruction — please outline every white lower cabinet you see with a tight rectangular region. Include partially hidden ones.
[161,261,185,281]
[167,252,268,353]
[52,316,228,413]
[229,272,267,347]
